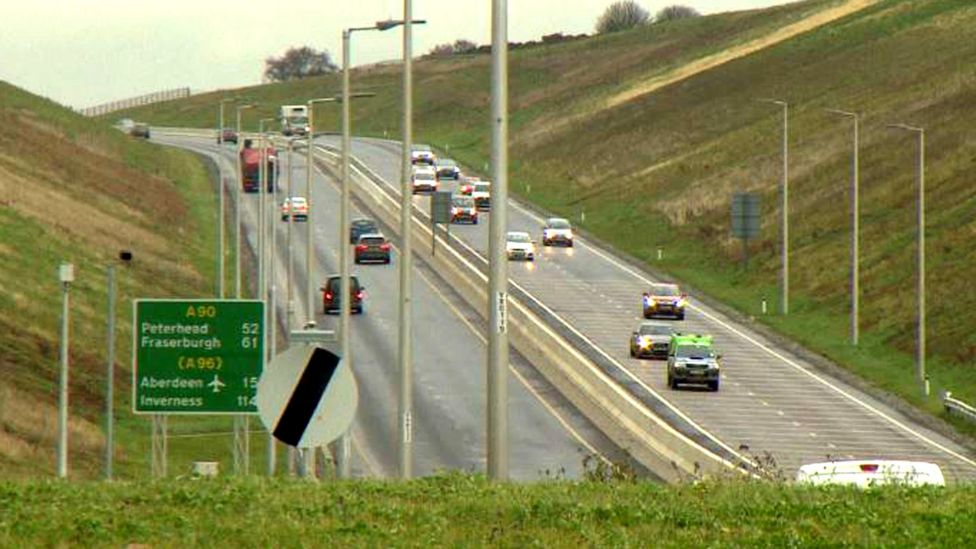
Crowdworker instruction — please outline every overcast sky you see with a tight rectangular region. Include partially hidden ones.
[1,0,797,108]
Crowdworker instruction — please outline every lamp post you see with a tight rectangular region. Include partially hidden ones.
[235,104,255,300]
[826,109,860,346]
[57,262,74,478]
[258,116,277,475]
[217,98,237,298]
[889,123,927,397]
[104,250,133,480]
[759,99,789,315]
[306,97,336,327]
[487,0,510,481]
[341,18,414,479]
[234,103,255,476]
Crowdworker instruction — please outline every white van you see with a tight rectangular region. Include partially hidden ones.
[795,460,945,488]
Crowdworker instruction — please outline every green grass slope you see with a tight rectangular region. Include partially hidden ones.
[117,0,976,430]
[0,81,239,478]
[2,476,975,547]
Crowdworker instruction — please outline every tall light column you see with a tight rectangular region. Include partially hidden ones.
[398,0,416,480]
[57,263,74,478]
[487,0,510,481]
[305,97,335,326]
[339,28,353,480]
[889,123,926,396]
[234,104,255,300]
[760,99,790,315]
[827,109,860,345]
[258,117,276,475]
[217,98,235,297]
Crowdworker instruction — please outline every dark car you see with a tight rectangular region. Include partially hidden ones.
[218,128,238,144]
[450,195,478,224]
[354,234,391,264]
[349,218,379,244]
[321,275,364,314]
[667,334,721,391]
[542,217,574,247]
[629,322,675,359]
[130,123,150,139]
[435,158,461,180]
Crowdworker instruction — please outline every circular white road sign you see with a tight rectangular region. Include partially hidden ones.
[256,345,358,449]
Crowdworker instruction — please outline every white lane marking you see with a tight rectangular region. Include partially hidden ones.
[509,190,976,470]
[412,244,606,462]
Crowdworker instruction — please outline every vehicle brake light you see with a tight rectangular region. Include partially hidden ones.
[860,464,879,473]
[356,291,364,299]
[324,292,333,300]
[355,244,367,251]
[380,243,390,251]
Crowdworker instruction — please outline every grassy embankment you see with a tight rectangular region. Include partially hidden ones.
[116,0,976,435]
[0,81,279,478]
[1,475,975,546]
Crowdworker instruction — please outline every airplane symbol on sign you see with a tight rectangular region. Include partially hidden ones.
[207,374,226,393]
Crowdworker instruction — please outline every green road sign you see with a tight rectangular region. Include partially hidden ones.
[133,299,264,414]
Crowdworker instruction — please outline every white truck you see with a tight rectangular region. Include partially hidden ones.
[280,105,309,137]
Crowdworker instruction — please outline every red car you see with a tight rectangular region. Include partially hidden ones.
[321,275,364,314]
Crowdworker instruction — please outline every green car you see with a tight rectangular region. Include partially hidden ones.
[666,333,721,391]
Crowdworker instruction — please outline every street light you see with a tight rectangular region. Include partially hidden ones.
[826,109,860,346]
[340,18,416,479]
[759,98,790,315]
[217,97,237,145]
[233,102,255,477]
[104,250,132,480]
[306,97,337,329]
[487,0,510,481]
[235,104,256,300]
[57,262,74,478]
[258,116,277,476]
[216,98,237,299]
[888,123,927,397]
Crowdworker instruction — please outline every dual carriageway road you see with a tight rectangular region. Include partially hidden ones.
[157,130,976,483]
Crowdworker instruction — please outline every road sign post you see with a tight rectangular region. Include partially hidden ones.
[431,191,452,256]
[731,192,761,268]
[132,299,264,414]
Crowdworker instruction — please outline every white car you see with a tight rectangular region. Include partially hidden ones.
[411,166,438,193]
[471,181,492,211]
[411,144,435,165]
[505,231,535,261]
[795,460,946,488]
[280,196,308,221]
[542,217,574,247]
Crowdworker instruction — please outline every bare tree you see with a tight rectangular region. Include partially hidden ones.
[264,46,338,82]
[428,39,479,57]
[596,1,651,34]
[452,39,478,54]
[656,5,701,22]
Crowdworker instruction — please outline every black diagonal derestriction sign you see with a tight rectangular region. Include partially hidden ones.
[272,348,340,446]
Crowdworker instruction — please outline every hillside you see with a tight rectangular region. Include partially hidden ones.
[116,0,976,426]
[0,81,226,477]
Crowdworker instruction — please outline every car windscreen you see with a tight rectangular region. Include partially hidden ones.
[639,325,673,336]
[675,345,714,359]
[474,184,490,193]
[412,145,431,152]
[453,197,474,207]
[651,285,679,296]
[360,237,385,245]
[414,172,435,180]
[327,277,360,291]
[548,219,571,229]
[507,234,530,243]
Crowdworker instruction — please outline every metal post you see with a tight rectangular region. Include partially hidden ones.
[259,119,276,476]
[889,124,926,396]
[236,109,243,299]
[339,29,353,480]
[780,102,789,315]
[104,265,116,480]
[306,104,315,326]
[917,129,926,395]
[487,0,510,481]
[57,263,73,478]
[287,141,294,330]
[151,414,168,478]
[827,109,860,345]
[398,0,415,480]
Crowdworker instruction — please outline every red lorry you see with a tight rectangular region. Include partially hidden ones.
[240,140,278,192]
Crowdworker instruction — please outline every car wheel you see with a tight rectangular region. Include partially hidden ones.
[629,346,635,358]
[643,311,652,319]
[542,239,550,247]
[708,380,720,392]
[568,241,574,248]
[354,257,360,264]
[667,374,676,389]
[677,313,685,321]
[355,306,363,314]
[473,219,479,225]
[384,257,391,264]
